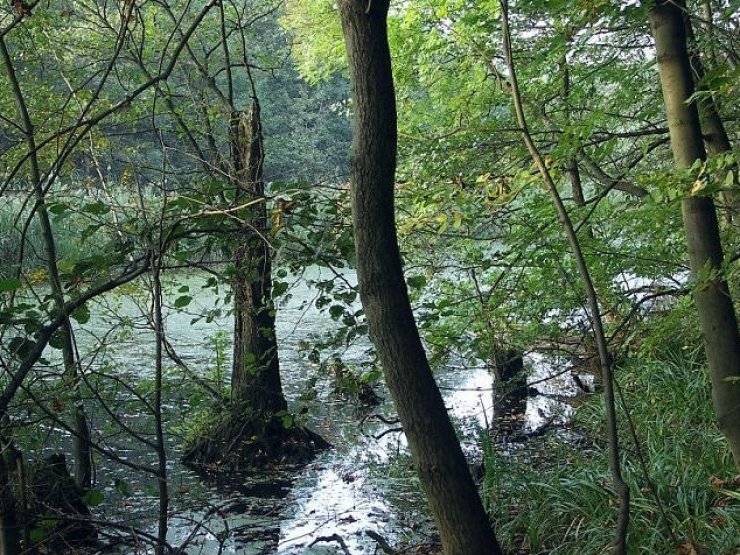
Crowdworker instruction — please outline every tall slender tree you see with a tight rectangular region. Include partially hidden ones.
[338,1,503,553]
[0,34,92,492]
[500,2,630,551]
[650,0,740,467]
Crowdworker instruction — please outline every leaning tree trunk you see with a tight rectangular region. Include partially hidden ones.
[230,103,287,415]
[650,0,740,467]
[338,2,503,554]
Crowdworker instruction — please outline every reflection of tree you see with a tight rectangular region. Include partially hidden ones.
[492,348,527,438]
[198,474,295,551]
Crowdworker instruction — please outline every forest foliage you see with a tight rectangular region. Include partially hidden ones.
[1,0,739,553]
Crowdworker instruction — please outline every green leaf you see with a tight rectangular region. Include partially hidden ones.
[280,412,295,429]
[82,488,104,507]
[71,304,90,325]
[0,279,22,292]
[407,275,427,290]
[329,305,344,319]
[114,478,132,496]
[273,280,289,297]
[49,331,66,350]
[717,488,740,500]
[24,319,41,334]
[47,201,70,216]
[724,170,735,189]
[174,295,192,308]
[29,518,58,543]
[243,352,257,364]
[81,200,110,215]
[9,336,34,359]
[437,214,449,234]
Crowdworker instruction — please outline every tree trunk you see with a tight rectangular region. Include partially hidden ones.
[683,8,739,222]
[560,45,595,244]
[650,0,740,467]
[152,260,169,555]
[230,104,287,415]
[338,2,503,554]
[73,405,91,490]
[39,212,92,492]
[0,447,21,555]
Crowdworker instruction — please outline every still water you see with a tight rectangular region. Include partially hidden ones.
[67,268,571,554]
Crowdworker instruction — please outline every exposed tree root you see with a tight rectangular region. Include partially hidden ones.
[181,408,331,473]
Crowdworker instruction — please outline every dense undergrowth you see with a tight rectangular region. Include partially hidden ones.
[483,344,740,555]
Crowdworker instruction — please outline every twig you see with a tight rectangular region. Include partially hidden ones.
[374,427,404,440]
[507,416,558,442]
[359,412,403,439]
[479,397,490,430]
[365,530,395,554]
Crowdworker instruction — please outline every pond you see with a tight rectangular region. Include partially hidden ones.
[61,267,575,554]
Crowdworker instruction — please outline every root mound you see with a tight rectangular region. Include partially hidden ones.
[29,454,97,552]
[181,409,331,473]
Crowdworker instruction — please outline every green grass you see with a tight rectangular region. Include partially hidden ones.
[483,347,740,554]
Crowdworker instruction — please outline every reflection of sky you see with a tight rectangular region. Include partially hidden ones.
[278,465,390,553]
[439,367,494,429]
[277,363,496,553]
[525,352,576,429]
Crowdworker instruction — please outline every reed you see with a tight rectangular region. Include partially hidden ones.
[0,201,80,279]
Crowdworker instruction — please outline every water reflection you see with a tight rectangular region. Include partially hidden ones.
[65,268,578,553]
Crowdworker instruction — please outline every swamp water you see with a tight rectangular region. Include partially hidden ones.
[63,269,576,554]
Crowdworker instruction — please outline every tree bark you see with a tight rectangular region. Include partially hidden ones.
[650,0,740,467]
[560,45,595,240]
[338,2,503,554]
[152,259,169,555]
[230,104,287,415]
[0,443,21,555]
[683,8,739,222]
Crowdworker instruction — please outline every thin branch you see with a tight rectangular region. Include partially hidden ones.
[500,2,630,552]
[0,256,151,416]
